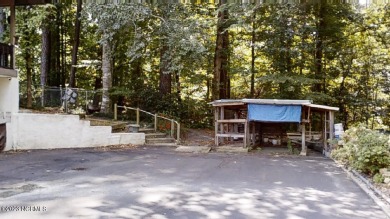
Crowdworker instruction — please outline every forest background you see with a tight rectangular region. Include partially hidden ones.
[0,1,389,129]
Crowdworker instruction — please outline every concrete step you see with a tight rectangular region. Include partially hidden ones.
[146,138,176,144]
[145,133,168,139]
[139,128,155,133]
[145,143,177,147]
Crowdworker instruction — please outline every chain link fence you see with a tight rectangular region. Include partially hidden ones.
[19,84,102,114]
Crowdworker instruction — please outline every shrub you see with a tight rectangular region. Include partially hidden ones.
[331,124,390,175]
[331,147,351,165]
[373,173,384,184]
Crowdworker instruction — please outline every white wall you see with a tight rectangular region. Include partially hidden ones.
[0,77,19,113]
[4,113,145,151]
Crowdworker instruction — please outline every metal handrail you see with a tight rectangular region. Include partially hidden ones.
[115,104,180,143]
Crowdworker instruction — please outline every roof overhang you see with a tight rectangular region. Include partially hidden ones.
[306,104,339,112]
[210,99,244,107]
[243,99,312,105]
[210,99,339,112]
[210,99,313,106]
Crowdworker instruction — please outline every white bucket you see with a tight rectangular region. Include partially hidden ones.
[272,139,278,145]
[263,138,268,143]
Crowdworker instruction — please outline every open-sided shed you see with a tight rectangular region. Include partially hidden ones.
[210,99,339,156]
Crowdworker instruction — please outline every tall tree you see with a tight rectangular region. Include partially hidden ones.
[0,8,5,42]
[101,42,112,113]
[69,0,82,88]
[18,7,37,108]
[213,2,230,100]
[159,43,171,95]
[40,12,51,88]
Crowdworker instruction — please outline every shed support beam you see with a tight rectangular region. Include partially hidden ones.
[214,107,219,146]
[244,120,248,148]
[300,123,307,156]
[329,111,335,150]
[220,106,224,143]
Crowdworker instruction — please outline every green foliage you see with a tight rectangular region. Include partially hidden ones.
[110,85,213,128]
[14,3,390,130]
[287,139,294,154]
[373,173,385,184]
[332,124,390,175]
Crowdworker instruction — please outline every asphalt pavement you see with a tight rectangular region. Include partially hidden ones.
[0,147,388,219]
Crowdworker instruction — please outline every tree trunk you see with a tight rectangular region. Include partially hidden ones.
[49,4,61,87]
[26,52,33,108]
[213,2,230,100]
[314,3,325,93]
[250,13,256,98]
[40,19,50,107]
[41,22,50,87]
[159,44,171,96]
[69,0,82,88]
[101,42,112,114]
[176,72,181,103]
[61,8,66,86]
[0,8,5,42]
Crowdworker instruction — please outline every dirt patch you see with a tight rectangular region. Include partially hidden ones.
[181,128,214,146]
[93,144,139,151]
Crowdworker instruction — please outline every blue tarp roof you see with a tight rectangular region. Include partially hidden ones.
[248,104,302,123]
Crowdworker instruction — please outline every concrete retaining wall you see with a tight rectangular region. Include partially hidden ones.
[0,77,19,113]
[4,113,145,151]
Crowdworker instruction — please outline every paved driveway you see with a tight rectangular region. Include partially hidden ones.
[0,147,387,219]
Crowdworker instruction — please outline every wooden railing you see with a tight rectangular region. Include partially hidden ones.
[114,104,180,144]
[0,43,14,69]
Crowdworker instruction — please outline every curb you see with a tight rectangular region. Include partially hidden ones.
[335,162,390,218]
[175,146,211,153]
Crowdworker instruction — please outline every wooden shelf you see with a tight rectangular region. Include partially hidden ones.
[217,119,246,123]
[217,133,245,138]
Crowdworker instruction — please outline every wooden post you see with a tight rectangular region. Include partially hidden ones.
[220,106,224,143]
[171,120,174,138]
[244,120,248,148]
[114,103,117,120]
[154,113,157,132]
[136,108,140,125]
[233,112,238,138]
[328,111,335,153]
[308,107,311,140]
[177,123,180,144]
[251,122,256,145]
[300,123,307,156]
[324,111,327,151]
[215,107,219,146]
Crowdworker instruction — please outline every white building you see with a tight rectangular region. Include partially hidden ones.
[0,43,18,151]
